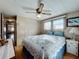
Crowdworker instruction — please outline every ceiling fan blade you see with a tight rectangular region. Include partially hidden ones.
[22,7,36,10]
[25,11,36,13]
[42,12,52,15]
[43,9,51,12]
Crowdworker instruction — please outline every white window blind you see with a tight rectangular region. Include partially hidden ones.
[44,21,51,30]
[53,18,64,31]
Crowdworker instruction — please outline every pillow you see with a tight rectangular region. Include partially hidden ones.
[53,31,64,36]
[47,31,53,35]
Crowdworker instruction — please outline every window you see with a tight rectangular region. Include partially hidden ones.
[53,18,64,31]
[44,21,51,30]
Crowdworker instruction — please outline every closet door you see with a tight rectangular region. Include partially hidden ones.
[5,16,17,46]
[0,14,1,39]
[1,13,5,39]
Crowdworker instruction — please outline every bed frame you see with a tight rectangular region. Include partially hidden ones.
[23,46,34,59]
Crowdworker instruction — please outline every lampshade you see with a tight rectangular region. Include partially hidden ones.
[69,27,79,35]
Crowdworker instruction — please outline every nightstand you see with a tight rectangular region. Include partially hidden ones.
[66,39,79,56]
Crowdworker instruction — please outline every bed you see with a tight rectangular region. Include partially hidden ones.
[23,34,65,59]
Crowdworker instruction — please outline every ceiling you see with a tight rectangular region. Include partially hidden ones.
[0,0,79,20]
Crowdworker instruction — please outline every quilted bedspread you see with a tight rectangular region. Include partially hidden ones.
[23,35,65,59]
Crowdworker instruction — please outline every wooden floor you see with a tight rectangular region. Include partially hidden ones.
[15,46,79,59]
[15,46,25,59]
[64,53,79,59]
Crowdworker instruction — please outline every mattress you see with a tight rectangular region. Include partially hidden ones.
[23,35,65,59]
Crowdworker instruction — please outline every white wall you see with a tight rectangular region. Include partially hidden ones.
[67,11,79,18]
[17,16,40,46]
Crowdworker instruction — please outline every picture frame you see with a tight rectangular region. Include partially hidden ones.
[67,17,79,27]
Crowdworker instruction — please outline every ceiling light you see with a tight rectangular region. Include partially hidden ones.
[37,14,41,18]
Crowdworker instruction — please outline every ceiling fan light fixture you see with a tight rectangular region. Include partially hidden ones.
[37,14,41,18]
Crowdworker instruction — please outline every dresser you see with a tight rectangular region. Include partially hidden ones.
[66,39,79,56]
[0,39,15,59]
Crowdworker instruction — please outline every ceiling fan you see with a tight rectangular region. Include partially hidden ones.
[22,0,52,16]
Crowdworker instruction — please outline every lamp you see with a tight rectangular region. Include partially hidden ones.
[69,27,79,40]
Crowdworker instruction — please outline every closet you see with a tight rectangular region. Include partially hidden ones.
[5,16,17,46]
[0,13,17,46]
[0,13,5,39]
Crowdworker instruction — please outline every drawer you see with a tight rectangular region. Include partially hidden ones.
[67,43,78,50]
[66,40,78,56]
[66,41,78,48]
[67,46,78,56]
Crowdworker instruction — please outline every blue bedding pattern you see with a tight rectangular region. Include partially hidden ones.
[55,45,65,59]
[23,45,65,59]
[23,34,65,59]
